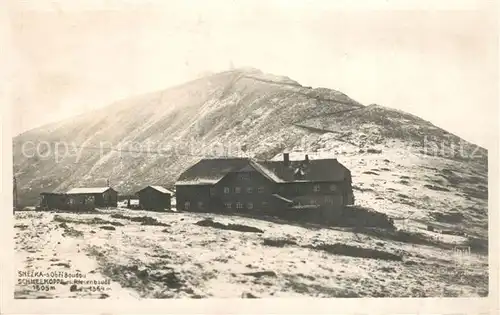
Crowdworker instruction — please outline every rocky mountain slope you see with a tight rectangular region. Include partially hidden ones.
[13,68,487,237]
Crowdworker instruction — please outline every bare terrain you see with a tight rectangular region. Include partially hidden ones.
[15,207,487,299]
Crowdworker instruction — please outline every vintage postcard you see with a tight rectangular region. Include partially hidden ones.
[1,0,498,314]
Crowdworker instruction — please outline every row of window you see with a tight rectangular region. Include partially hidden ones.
[217,184,338,195]
[280,184,337,193]
[184,197,338,211]
[184,201,204,210]
[223,186,265,194]
[183,201,268,210]
[224,201,268,209]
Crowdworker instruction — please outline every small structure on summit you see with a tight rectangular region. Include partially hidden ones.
[136,185,173,211]
[175,153,355,221]
[65,186,118,208]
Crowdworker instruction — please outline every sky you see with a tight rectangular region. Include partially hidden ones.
[6,0,498,148]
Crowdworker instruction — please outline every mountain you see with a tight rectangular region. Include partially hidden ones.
[13,68,487,237]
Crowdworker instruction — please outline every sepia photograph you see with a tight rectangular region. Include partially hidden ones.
[2,0,498,312]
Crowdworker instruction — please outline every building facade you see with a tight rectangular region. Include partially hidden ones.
[39,192,96,211]
[39,192,70,210]
[175,154,354,219]
[65,187,118,208]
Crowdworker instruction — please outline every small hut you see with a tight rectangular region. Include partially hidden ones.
[66,187,118,208]
[39,192,69,210]
[136,185,173,211]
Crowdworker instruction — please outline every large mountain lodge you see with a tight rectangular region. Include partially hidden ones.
[175,153,355,219]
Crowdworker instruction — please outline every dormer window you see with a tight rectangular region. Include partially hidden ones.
[235,187,241,194]
[238,173,250,180]
[313,184,321,192]
[329,184,337,192]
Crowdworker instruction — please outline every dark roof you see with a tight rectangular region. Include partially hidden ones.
[255,159,349,182]
[66,187,115,194]
[138,185,174,195]
[176,157,350,185]
[176,158,251,185]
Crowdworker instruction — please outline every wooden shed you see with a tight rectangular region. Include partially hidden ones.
[39,192,69,210]
[136,185,173,211]
[39,192,96,211]
[66,187,118,208]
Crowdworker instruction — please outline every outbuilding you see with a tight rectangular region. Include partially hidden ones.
[39,192,69,210]
[136,185,173,211]
[66,187,118,208]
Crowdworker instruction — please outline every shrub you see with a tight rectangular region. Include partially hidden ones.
[195,218,264,233]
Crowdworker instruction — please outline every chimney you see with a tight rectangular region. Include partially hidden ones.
[304,154,309,163]
[283,153,290,166]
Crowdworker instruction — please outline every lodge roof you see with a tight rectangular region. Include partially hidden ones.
[66,187,114,194]
[176,158,250,185]
[175,156,350,186]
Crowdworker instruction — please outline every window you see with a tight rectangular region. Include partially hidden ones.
[247,187,253,194]
[236,202,243,209]
[198,201,204,209]
[262,201,268,208]
[325,196,333,205]
[247,202,253,209]
[238,173,250,180]
[184,201,190,210]
[258,187,265,193]
[329,184,337,192]
[235,187,241,194]
[224,187,230,194]
[313,184,321,192]
[224,202,232,209]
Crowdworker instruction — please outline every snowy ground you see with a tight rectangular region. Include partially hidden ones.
[14,208,487,299]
